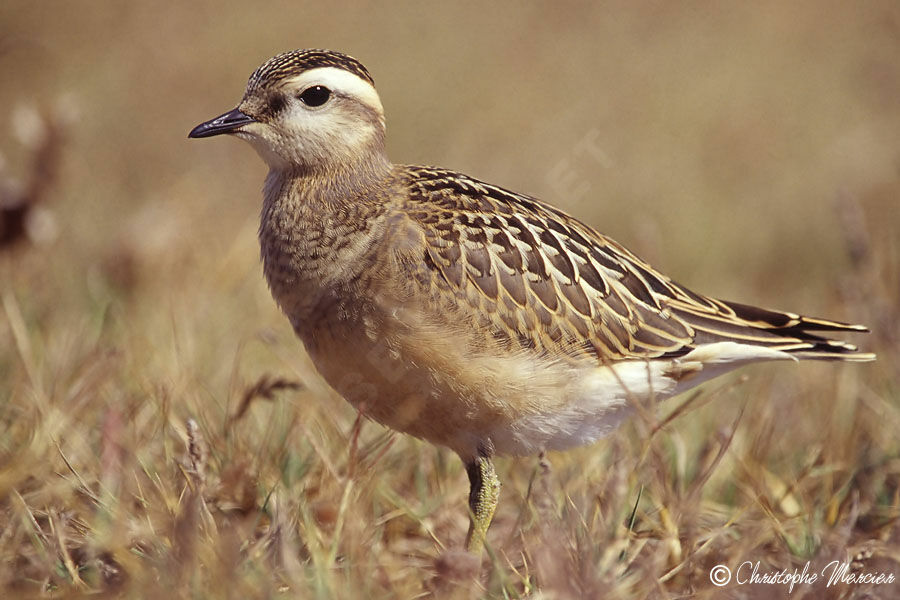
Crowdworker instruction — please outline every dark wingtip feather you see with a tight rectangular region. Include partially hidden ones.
[721,300,869,333]
[668,297,875,362]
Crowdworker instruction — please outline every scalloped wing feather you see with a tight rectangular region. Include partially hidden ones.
[399,166,874,365]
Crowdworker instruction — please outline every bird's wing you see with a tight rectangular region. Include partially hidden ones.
[395,166,871,363]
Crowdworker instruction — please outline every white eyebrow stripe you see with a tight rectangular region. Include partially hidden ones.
[283,67,384,118]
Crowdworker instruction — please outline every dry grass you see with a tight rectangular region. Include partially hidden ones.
[1,2,899,598]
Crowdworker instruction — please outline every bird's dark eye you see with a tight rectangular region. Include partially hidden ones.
[299,86,331,107]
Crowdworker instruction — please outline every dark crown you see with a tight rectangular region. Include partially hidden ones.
[248,49,374,91]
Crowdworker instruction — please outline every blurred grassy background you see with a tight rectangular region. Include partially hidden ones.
[1,1,898,598]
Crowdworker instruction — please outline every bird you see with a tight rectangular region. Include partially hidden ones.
[189,49,875,554]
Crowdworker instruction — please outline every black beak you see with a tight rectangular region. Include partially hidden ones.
[188,107,256,139]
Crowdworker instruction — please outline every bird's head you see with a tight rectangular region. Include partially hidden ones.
[189,49,387,174]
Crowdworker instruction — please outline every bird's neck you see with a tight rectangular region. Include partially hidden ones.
[261,153,393,233]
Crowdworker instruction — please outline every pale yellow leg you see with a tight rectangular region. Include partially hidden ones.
[464,455,501,554]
